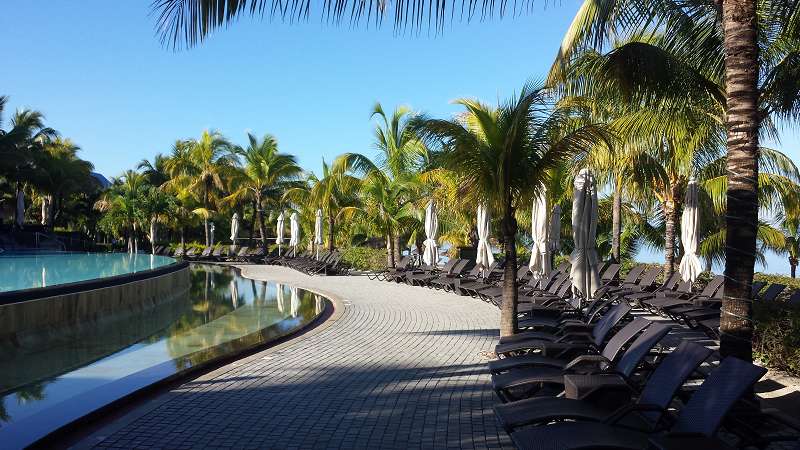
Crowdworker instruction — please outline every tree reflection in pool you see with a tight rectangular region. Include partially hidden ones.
[0,264,325,445]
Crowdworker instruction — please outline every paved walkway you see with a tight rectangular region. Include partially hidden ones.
[83,266,513,450]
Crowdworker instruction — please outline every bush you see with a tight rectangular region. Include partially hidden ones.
[340,246,387,271]
[754,301,800,376]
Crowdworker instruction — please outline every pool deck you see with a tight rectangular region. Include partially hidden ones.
[81,266,513,449]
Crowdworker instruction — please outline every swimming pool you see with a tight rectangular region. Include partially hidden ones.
[0,252,176,292]
[0,264,328,448]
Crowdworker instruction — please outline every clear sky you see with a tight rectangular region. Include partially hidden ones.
[2,0,798,273]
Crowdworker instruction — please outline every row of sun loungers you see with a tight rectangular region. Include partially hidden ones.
[364,256,799,447]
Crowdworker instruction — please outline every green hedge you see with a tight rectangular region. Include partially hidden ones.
[340,246,387,271]
[754,300,800,375]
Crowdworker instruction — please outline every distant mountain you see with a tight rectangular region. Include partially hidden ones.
[91,172,111,189]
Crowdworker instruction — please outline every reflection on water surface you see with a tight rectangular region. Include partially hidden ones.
[0,264,325,448]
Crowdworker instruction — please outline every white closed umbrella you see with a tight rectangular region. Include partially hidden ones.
[422,200,439,266]
[529,192,551,279]
[289,212,300,256]
[315,294,324,315]
[41,196,50,226]
[290,286,300,318]
[230,279,239,309]
[276,212,285,256]
[314,209,323,260]
[549,205,562,254]
[570,169,601,305]
[230,213,240,244]
[679,178,703,282]
[475,204,494,272]
[275,283,285,313]
[16,190,24,227]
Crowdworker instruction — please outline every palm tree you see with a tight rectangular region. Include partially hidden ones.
[337,103,428,266]
[35,138,95,227]
[137,153,170,187]
[95,170,148,252]
[164,131,238,246]
[283,158,360,252]
[225,133,302,248]
[412,82,608,337]
[139,185,175,254]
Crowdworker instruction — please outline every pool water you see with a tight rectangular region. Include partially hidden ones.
[0,252,176,292]
[0,264,326,448]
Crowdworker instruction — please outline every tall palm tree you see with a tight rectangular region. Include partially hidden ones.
[137,153,170,187]
[139,185,175,254]
[412,82,608,337]
[165,131,238,246]
[95,170,148,253]
[225,133,302,248]
[338,103,428,266]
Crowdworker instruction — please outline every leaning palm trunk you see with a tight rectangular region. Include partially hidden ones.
[327,214,335,252]
[663,198,677,279]
[392,235,402,266]
[150,217,157,255]
[611,178,622,262]
[386,232,395,267]
[257,201,267,249]
[720,0,760,363]
[499,202,518,337]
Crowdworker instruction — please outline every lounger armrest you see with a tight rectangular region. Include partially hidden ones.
[554,331,593,343]
[603,403,665,428]
[563,354,612,373]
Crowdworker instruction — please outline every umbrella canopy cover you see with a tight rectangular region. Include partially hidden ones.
[476,204,495,271]
[549,204,562,253]
[422,201,439,266]
[276,212,285,244]
[529,192,551,279]
[230,212,240,242]
[570,169,601,301]
[289,212,300,248]
[314,209,323,245]
[679,178,703,282]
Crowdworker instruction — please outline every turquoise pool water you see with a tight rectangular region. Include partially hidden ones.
[0,264,326,448]
[0,252,175,292]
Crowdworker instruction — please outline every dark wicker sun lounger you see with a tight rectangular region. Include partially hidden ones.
[428,259,473,290]
[404,258,461,286]
[488,315,653,375]
[593,264,647,298]
[493,340,713,433]
[508,356,767,450]
[493,303,633,359]
[491,320,671,402]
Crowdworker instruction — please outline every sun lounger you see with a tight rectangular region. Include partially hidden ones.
[493,340,712,433]
[492,320,671,402]
[508,356,767,450]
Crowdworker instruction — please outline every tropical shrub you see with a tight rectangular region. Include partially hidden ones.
[340,246,387,271]
[753,301,800,376]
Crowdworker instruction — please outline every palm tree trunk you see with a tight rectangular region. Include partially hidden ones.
[720,0,760,363]
[248,200,257,246]
[790,258,797,278]
[499,201,518,338]
[180,226,186,251]
[256,197,267,249]
[150,217,157,255]
[611,176,622,262]
[663,199,677,280]
[392,235,402,267]
[203,181,210,246]
[327,214,335,252]
[386,232,395,267]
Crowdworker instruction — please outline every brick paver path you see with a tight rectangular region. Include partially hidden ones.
[86,266,513,449]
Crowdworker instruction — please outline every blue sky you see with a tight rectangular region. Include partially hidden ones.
[2,0,798,273]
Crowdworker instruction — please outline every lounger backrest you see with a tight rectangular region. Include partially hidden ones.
[614,322,671,377]
[600,263,621,283]
[699,275,725,297]
[516,265,531,280]
[751,281,767,297]
[591,303,633,345]
[237,246,250,256]
[637,341,713,420]
[661,272,682,291]
[621,265,647,284]
[439,258,458,273]
[671,357,767,436]
[599,317,651,362]
[450,259,470,275]
[548,272,570,294]
[637,266,663,288]
[396,256,411,269]
[555,261,570,273]
[201,246,213,256]
[212,246,223,257]
[675,279,693,293]
[760,283,785,302]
